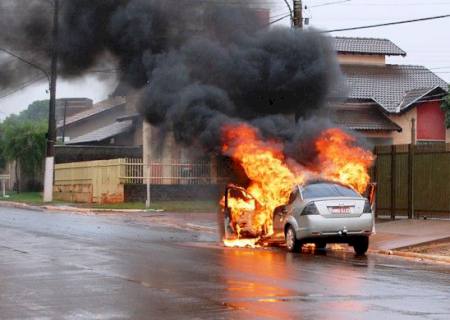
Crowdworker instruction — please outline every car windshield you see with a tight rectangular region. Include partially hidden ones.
[301,183,360,199]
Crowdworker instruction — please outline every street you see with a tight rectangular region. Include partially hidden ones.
[0,207,449,320]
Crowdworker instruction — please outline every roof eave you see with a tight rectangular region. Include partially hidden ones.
[337,50,406,57]
[399,86,447,113]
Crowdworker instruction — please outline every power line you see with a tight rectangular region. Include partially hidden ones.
[270,11,291,19]
[0,76,47,100]
[0,48,50,82]
[338,1,450,6]
[310,0,351,8]
[0,68,119,101]
[268,13,292,25]
[323,14,450,33]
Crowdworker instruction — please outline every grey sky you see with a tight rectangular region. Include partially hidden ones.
[0,0,449,120]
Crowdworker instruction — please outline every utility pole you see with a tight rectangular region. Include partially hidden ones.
[43,0,59,202]
[293,0,303,28]
[62,99,67,144]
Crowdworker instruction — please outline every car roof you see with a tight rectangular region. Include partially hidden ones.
[301,180,349,188]
[298,180,363,197]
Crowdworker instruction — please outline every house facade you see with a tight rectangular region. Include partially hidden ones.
[57,36,448,197]
[332,37,449,146]
[140,37,449,167]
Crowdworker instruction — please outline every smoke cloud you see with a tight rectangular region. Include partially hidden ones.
[0,0,344,165]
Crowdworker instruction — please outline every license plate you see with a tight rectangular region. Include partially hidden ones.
[330,206,351,214]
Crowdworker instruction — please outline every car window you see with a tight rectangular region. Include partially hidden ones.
[302,183,360,199]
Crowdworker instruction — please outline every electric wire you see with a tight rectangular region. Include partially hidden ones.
[0,76,47,100]
[323,14,450,32]
[268,13,292,25]
[310,0,351,8]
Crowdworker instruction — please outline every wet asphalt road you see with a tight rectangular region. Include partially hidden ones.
[0,207,449,320]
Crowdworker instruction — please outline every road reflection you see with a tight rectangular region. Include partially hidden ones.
[220,246,366,319]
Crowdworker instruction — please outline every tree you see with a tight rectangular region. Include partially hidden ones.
[0,100,49,191]
[442,85,450,128]
[0,119,47,192]
[16,100,49,122]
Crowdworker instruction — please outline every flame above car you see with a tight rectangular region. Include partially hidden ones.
[221,124,375,247]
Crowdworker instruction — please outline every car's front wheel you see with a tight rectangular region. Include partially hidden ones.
[353,237,369,255]
[285,225,301,252]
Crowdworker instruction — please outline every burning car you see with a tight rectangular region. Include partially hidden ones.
[220,181,375,255]
[219,125,376,254]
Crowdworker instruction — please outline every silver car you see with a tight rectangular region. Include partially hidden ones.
[272,181,374,255]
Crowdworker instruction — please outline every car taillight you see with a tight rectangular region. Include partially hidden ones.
[302,203,319,215]
[363,200,372,213]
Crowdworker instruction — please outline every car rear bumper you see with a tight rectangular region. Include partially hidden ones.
[295,213,374,240]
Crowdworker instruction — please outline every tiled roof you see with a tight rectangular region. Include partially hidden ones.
[398,87,446,111]
[333,104,402,132]
[341,64,448,113]
[334,37,406,56]
[66,120,133,145]
[56,97,126,128]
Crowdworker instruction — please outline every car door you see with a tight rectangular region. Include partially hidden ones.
[272,188,299,240]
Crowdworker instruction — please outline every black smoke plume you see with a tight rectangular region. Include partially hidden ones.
[0,0,343,164]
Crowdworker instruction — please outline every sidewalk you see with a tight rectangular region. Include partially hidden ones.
[370,219,450,250]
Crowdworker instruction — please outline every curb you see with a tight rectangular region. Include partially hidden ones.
[370,248,450,264]
[0,201,43,212]
[0,201,158,214]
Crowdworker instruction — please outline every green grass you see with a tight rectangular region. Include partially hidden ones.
[89,200,218,213]
[0,192,43,204]
[0,192,218,213]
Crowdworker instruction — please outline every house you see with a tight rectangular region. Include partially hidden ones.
[55,96,140,145]
[69,37,448,152]
[140,37,449,166]
[56,98,94,122]
[56,35,448,202]
[332,37,449,145]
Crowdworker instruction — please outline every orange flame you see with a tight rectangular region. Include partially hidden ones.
[315,128,375,194]
[221,124,375,247]
[222,124,304,240]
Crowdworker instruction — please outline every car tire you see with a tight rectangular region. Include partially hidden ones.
[353,237,369,256]
[285,226,301,252]
[315,241,326,250]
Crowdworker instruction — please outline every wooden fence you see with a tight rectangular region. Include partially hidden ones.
[373,143,450,219]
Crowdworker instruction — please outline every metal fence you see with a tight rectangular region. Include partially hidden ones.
[373,143,450,219]
[119,158,230,185]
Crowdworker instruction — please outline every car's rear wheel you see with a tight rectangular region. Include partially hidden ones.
[353,237,369,255]
[285,226,301,252]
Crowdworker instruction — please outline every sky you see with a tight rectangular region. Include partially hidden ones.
[0,0,449,120]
